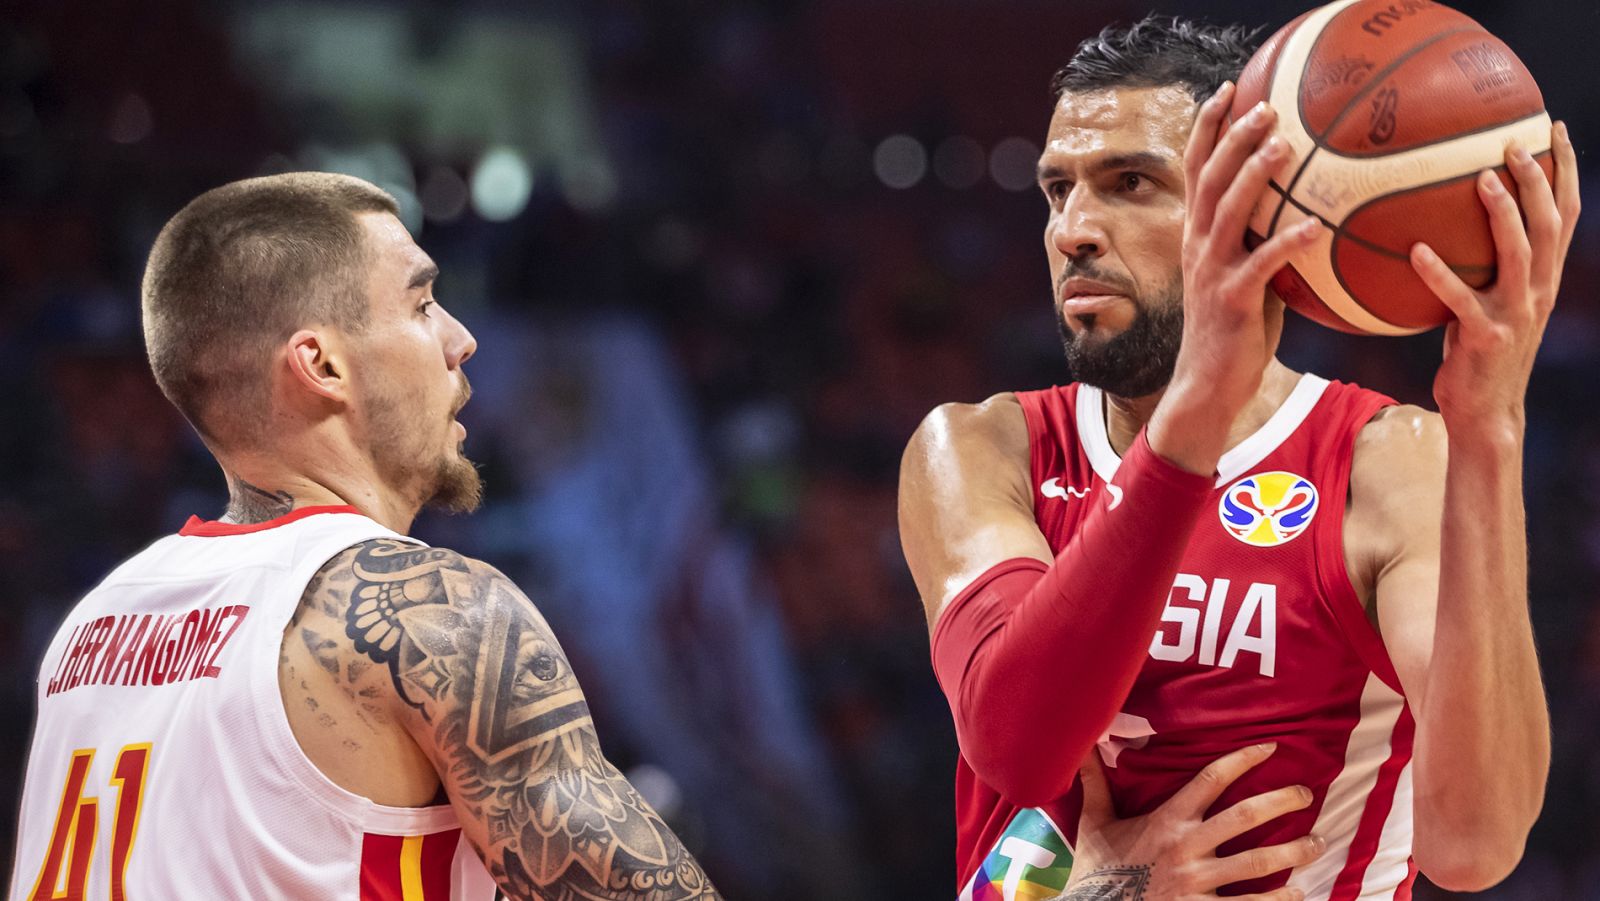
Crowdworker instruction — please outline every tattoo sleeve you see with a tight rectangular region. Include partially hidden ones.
[1058,865,1151,901]
[329,538,721,900]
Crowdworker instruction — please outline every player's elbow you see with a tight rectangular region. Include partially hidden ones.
[958,728,1087,807]
[971,758,1074,808]
[1415,831,1526,892]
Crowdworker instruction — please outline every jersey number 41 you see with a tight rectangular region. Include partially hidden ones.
[24,743,152,901]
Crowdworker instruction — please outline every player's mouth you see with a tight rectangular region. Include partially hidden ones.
[1059,278,1131,320]
[1060,293,1126,319]
[448,378,472,427]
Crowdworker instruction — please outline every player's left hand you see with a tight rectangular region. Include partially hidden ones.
[1411,122,1580,435]
[1063,743,1322,900]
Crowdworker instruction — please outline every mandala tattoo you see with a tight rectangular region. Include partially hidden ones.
[1058,865,1152,901]
[301,538,720,900]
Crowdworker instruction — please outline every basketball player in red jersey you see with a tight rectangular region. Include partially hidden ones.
[900,17,1579,901]
[11,174,719,899]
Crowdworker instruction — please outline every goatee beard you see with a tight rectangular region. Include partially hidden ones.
[1056,281,1184,399]
[426,379,483,514]
[425,450,483,514]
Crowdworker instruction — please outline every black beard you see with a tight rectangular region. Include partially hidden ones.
[1056,282,1184,399]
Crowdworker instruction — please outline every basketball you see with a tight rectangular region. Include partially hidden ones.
[1233,0,1554,335]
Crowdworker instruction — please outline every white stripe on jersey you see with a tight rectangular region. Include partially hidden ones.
[1356,761,1415,899]
[1285,672,1410,900]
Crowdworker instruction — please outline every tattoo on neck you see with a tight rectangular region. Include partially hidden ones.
[224,478,295,525]
[1061,865,1152,901]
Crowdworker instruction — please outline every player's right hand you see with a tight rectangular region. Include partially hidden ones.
[1151,85,1326,475]
[1062,742,1324,901]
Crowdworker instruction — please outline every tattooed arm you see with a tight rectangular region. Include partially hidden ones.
[324,538,720,900]
[1059,867,1152,901]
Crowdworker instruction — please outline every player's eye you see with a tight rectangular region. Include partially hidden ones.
[1043,180,1072,203]
[418,300,436,317]
[1118,172,1151,192]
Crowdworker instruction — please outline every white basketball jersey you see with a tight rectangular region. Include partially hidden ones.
[9,505,498,901]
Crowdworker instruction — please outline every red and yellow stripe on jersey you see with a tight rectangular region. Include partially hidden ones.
[359,829,463,900]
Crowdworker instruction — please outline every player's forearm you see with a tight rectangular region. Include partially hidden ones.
[470,753,724,901]
[931,432,1214,804]
[1414,424,1547,885]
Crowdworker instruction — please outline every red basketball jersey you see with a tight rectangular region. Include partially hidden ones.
[954,374,1417,901]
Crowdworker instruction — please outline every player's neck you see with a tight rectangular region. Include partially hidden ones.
[1103,358,1301,460]
[217,455,419,534]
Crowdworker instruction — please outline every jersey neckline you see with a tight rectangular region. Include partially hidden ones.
[179,505,363,537]
[1076,373,1331,488]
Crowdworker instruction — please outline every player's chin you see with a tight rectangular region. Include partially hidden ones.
[1066,320,1131,349]
[1063,306,1137,337]
[426,454,484,515]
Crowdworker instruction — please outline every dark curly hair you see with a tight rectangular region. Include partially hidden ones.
[1050,14,1263,103]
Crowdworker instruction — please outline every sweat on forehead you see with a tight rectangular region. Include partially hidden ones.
[1044,86,1196,164]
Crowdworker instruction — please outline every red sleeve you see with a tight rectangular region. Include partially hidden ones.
[929,430,1215,806]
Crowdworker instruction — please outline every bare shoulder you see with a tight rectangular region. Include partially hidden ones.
[1345,405,1448,605]
[899,393,1051,627]
[899,393,1031,513]
[298,539,559,717]
[902,392,1029,476]
[1351,404,1449,498]
[280,539,464,807]
[283,542,522,761]
[296,538,719,899]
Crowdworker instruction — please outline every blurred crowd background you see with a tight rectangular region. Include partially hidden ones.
[2,0,1597,897]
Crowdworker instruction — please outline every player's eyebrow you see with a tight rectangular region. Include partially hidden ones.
[1095,151,1175,173]
[407,262,440,290]
[1036,151,1177,182]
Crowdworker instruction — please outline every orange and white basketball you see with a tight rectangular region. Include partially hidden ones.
[1233,0,1553,335]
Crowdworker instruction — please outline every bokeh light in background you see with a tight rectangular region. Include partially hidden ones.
[933,135,986,190]
[471,146,534,222]
[874,134,928,189]
[2,0,1598,898]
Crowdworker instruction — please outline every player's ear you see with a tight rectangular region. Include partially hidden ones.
[283,328,349,404]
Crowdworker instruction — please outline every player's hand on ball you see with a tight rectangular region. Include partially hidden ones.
[1152,85,1326,474]
[1175,86,1324,404]
[1062,743,1323,901]
[1413,123,1580,434]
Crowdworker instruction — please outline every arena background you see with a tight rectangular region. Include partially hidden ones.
[2,0,1596,897]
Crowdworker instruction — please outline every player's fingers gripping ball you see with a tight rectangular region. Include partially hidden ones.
[1231,0,1553,335]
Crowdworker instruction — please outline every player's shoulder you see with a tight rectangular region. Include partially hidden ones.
[293,539,559,710]
[1354,403,1447,468]
[321,537,487,573]
[904,392,1028,470]
[1349,403,1448,518]
[304,538,519,612]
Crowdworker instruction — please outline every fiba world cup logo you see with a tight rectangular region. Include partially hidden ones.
[1219,471,1320,548]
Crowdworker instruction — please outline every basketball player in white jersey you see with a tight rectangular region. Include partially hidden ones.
[10,173,721,899]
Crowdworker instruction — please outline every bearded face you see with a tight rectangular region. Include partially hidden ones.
[1036,86,1196,400]
[361,371,483,516]
[425,378,483,514]
[1056,267,1185,399]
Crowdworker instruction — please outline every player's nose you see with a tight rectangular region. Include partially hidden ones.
[439,306,476,368]
[1050,187,1109,260]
